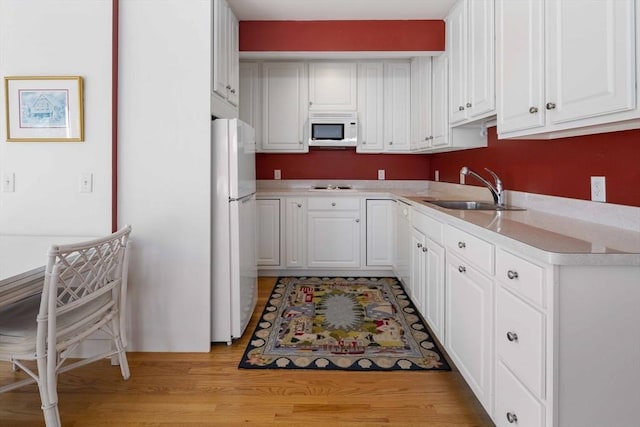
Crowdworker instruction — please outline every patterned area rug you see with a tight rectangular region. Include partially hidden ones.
[239,277,450,371]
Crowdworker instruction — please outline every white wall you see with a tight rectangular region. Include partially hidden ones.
[0,0,113,236]
[118,0,212,351]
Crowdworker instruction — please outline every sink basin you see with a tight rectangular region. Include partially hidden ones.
[424,200,525,211]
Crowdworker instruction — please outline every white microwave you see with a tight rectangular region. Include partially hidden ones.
[308,112,358,147]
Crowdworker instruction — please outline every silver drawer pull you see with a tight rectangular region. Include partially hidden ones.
[417,242,423,249]
[331,202,336,207]
[297,203,302,208]
[506,412,518,423]
[507,270,519,280]
[422,247,428,253]
[546,102,556,110]
[458,266,466,273]
[458,105,465,111]
[458,241,466,249]
[529,106,538,114]
[506,331,519,342]
[355,218,360,223]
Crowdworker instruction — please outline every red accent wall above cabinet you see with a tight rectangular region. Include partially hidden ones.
[256,149,431,180]
[239,20,445,52]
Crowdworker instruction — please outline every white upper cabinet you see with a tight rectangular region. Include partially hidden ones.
[383,62,411,152]
[431,55,450,149]
[356,62,385,153]
[447,0,496,125]
[308,62,358,111]
[497,0,638,139]
[262,62,309,152]
[410,57,433,151]
[212,0,239,117]
[238,62,261,144]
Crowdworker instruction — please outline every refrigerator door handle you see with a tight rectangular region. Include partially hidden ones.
[230,192,256,203]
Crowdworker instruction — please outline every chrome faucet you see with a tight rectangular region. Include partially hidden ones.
[460,166,504,207]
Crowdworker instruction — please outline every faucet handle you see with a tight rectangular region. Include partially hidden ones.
[484,168,502,186]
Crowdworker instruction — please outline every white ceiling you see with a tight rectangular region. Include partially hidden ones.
[227,0,457,21]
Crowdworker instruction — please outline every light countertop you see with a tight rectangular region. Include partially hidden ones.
[257,180,640,266]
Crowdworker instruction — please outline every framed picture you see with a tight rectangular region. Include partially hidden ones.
[4,76,84,142]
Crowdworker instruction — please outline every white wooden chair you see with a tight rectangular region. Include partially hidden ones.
[0,225,132,427]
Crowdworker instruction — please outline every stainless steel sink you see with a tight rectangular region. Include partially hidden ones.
[424,200,525,211]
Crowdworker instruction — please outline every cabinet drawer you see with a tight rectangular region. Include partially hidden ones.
[496,249,546,308]
[411,208,444,245]
[495,362,544,427]
[496,286,545,398]
[307,197,360,211]
[445,225,494,275]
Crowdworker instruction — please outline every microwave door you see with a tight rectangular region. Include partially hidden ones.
[312,123,344,141]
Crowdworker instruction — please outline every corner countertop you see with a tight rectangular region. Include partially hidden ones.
[257,180,640,266]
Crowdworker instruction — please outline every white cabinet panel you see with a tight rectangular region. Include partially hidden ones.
[256,199,280,266]
[284,198,306,268]
[393,200,411,286]
[445,251,493,413]
[262,62,308,152]
[239,62,261,144]
[425,238,445,342]
[357,62,384,152]
[409,227,427,310]
[383,62,411,151]
[410,57,433,151]
[366,199,394,267]
[212,0,239,112]
[307,210,361,269]
[309,62,357,111]
[495,362,544,427]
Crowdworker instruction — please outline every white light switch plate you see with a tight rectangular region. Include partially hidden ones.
[2,173,15,192]
[378,169,385,180]
[80,173,93,193]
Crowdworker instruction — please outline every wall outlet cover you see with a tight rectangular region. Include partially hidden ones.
[590,176,606,202]
[274,169,281,180]
[378,169,385,180]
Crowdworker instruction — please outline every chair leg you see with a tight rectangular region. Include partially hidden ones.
[36,356,61,427]
[111,317,130,380]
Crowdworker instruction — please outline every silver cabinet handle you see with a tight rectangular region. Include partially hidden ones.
[507,331,518,342]
[546,102,556,110]
[331,202,336,207]
[296,203,302,208]
[466,102,472,108]
[529,106,538,114]
[458,265,466,273]
[389,141,393,145]
[417,242,423,248]
[506,412,518,423]
[458,105,465,111]
[422,247,428,253]
[355,218,360,223]
[362,141,367,145]
[309,101,313,106]
[458,241,466,249]
[230,89,236,94]
[507,270,519,280]
[226,85,231,90]
[429,136,434,140]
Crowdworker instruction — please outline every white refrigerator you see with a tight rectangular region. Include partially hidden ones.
[211,118,258,343]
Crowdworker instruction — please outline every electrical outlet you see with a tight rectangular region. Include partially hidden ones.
[274,169,281,180]
[435,170,440,182]
[80,172,93,193]
[590,176,606,202]
[2,172,15,192]
[378,169,385,180]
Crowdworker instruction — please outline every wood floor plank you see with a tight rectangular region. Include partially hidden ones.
[0,277,494,426]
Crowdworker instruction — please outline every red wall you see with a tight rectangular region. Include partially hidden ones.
[430,127,640,207]
[256,149,431,180]
[240,20,445,52]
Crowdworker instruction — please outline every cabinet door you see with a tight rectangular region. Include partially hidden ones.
[256,199,280,266]
[410,228,427,313]
[239,62,261,144]
[445,251,493,413]
[383,62,411,151]
[431,55,450,148]
[425,238,445,342]
[467,0,495,119]
[447,0,468,124]
[357,62,384,152]
[394,201,411,286]
[496,0,545,135]
[307,210,361,268]
[212,0,229,99]
[410,57,432,151]
[227,9,239,106]
[284,198,306,268]
[262,62,308,152]
[546,0,636,125]
[366,199,394,267]
[309,62,357,111]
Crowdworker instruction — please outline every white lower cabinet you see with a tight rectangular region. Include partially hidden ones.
[424,238,445,342]
[445,250,493,414]
[409,227,427,311]
[307,197,362,269]
[393,200,411,287]
[284,197,306,268]
[256,199,280,266]
[365,199,394,267]
[495,361,544,427]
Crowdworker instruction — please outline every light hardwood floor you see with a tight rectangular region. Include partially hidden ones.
[0,277,494,426]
